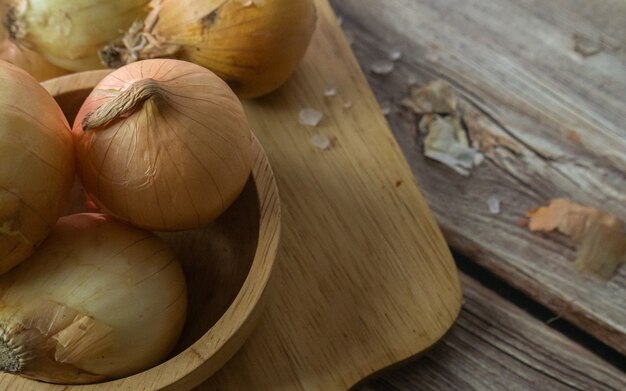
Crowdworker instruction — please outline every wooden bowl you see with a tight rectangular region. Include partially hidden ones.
[0,71,281,390]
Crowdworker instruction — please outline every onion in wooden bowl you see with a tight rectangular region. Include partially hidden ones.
[0,70,281,390]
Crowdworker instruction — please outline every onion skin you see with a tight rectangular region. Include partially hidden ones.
[0,62,74,274]
[102,0,317,98]
[5,0,150,71]
[0,213,187,384]
[0,40,67,81]
[72,59,253,231]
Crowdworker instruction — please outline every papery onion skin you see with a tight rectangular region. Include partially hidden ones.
[0,6,67,81]
[0,61,74,275]
[102,0,317,98]
[5,0,150,71]
[0,213,187,384]
[0,40,67,81]
[72,59,253,231]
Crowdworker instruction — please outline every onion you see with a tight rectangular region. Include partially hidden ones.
[5,0,150,71]
[0,7,67,81]
[72,59,253,231]
[0,213,187,384]
[0,61,74,274]
[100,0,317,98]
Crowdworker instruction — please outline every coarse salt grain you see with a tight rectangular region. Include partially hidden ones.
[488,196,501,215]
[389,50,402,61]
[324,86,337,97]
[343,100,353,109]
[299,108,324,127]
[370,60,394,75]
[310,134,332,150]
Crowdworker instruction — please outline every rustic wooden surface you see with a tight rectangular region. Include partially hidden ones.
[330,0,626,356]
[7,0,623,389]
[359,275,626,391]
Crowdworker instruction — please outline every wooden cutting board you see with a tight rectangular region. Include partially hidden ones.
[194,0,462,389]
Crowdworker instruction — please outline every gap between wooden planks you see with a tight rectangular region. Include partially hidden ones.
[357,274,626,391]
[330,0,626,354]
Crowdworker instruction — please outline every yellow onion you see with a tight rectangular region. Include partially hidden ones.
[0,8,67,81]
[5,0,150,71]
[101,0,317,98]
[0,61,74,274]
[72,59,253,231]
[0,213,187,384]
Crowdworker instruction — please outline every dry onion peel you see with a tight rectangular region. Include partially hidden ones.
[5,0,150,71]
[73,59,253,231]
[527,198,626,280]
[101,0,317,98]
[0,62,74,274]
[0,213,187,384]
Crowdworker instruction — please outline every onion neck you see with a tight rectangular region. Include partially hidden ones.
[83,78,166,131]
[4,3,26,42]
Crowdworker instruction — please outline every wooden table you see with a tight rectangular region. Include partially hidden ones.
[328,0,626,389]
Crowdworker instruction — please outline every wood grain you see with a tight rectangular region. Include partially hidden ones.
[194,0,462,388]
[330,0,626,353]
[358,275,626,391]
[1,73,281,390]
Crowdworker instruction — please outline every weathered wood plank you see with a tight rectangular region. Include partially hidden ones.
[357,275,626,391]
[329,0,626,353]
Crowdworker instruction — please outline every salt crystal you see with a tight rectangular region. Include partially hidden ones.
[343,100,353,109]
[310,134,332,150]
[389,50,403,61]
[370,60,394,75]
[473,152,485,166]
[324,86,337,97]
[299,108,323,127]
[487,196,501,215]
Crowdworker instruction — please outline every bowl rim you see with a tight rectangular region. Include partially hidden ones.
[0,70,281,390]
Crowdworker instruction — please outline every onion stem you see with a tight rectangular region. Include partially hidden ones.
[5,5,23,41]
[82,78,165,131]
